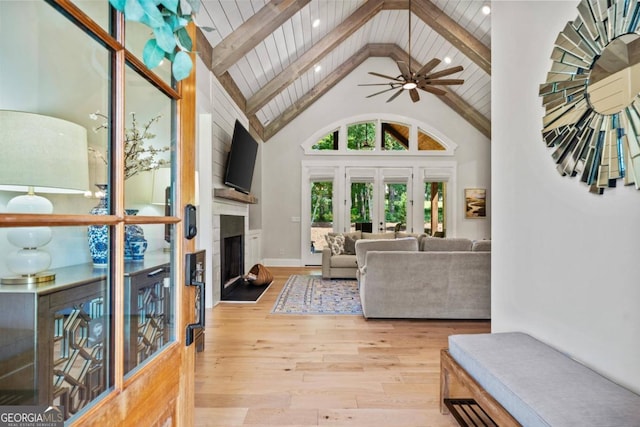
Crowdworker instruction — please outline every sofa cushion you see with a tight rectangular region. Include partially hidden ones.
[362,232,395,240]
[396,232,429,246]
[328,231,362,240]
[420,237,473,252]
[343,235,358,255]
[355,237,419,269]
[472,240,491,251]
[330,254,358,268]
[325,234,345,255]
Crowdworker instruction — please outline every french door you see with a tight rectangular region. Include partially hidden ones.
[0,2,197,425]
[346,168,412,234]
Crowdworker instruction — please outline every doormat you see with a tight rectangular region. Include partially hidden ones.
[271,275,362,315]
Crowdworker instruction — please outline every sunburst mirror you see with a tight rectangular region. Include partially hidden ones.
[539,0,640,194]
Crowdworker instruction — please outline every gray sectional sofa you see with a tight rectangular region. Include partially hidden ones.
[321,231,427,279]
[355,237,491,319]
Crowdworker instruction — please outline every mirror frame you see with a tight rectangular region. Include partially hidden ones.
[539,0,640,194]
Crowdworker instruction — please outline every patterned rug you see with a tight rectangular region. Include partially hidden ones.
[272,275,363,315]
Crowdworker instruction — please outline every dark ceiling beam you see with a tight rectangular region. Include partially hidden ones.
[246,0,385,115]
[263,43,490,140]
[210,0,311,77]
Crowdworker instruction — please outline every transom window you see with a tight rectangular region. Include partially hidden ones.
[305,116,455,155]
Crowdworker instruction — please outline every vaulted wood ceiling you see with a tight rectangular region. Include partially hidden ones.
[196,0,491,141]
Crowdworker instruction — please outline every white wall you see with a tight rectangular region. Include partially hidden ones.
[262,57,491,262]
[493,1,640,393]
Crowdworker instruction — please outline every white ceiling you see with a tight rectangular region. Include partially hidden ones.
[196,0,491,139]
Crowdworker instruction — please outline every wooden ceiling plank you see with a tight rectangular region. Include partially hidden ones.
[211,0,311,76]
[263,45,373,140]
[246,0,386,115]
[412,0,491,75]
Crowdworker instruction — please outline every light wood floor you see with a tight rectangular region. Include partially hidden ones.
[194,267,490,427]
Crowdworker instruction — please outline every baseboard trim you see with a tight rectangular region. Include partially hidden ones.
[262,258,302,267]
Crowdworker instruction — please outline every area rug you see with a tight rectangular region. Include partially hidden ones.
[272,275,363,315]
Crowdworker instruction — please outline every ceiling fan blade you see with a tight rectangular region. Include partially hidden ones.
[396,61,411,79]
[368,71,402,81]
[386,88,404,103]
[424,65,464,80]
[366,86,400,98]
[423,79,464,86]
[418,85,447,96]
[358,83,401,86]
[415,58,441,79]
[409,88,420,103]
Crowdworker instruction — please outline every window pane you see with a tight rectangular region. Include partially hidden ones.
[417,128,446,151]
[350,182,373,232]
[384,183,407,232]
[124,226,174,376]
[347,122,375,151]
[124,65,173,214]
[123,66,175,375]
[310,182,333,254]
[125,21,173,86]
[312,130,338,150]
[0,1,111,216]
[73,0,110,32]
[382,122,409,151]
[424,182,446,236]
[0,225,113,422]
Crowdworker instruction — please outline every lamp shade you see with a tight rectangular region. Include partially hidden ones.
[0,110,89,193]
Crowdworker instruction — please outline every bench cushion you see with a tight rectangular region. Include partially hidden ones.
[449,332,640,427]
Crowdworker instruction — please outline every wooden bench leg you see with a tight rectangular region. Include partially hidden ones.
[439,348,522,427]
[440,348,452,414]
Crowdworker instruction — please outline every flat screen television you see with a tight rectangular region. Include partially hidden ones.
[224,120,258,194]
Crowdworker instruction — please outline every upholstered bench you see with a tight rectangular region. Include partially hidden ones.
[440,332,640,426]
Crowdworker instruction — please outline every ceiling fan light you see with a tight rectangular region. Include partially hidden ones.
[403,82,417,90]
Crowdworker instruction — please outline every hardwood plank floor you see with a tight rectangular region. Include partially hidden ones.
[194,267,490,427]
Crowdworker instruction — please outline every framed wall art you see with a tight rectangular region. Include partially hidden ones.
[465,188,486,218]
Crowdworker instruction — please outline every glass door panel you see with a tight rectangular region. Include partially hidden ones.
[383,182,408,232]
[424,182,446,236]
[349,182,373,232]
[309,181,333,255]
[123,65,176,377]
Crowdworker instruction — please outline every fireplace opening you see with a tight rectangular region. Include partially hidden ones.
[222,235,243,288]
[220,215,245,300]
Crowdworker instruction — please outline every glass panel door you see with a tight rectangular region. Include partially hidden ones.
[349,182,374,232]
[424,182,446,236]
[309,181,333,256]
[382,182,408,232]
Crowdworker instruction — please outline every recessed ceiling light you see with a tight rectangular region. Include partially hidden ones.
[444,57,452,64]
[482,5,491,15]
[314,64,322,73]
[312,19,320,28]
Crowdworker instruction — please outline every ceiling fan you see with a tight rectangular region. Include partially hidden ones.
[359,0,464,103]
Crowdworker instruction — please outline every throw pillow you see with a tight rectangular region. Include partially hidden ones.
[343,235,358,255]
[325,234,346,255]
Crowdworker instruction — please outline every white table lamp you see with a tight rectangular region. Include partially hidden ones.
[0,110,90,284]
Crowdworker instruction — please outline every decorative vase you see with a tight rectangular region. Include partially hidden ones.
[124,209,147,262]
[88,184,109,268]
